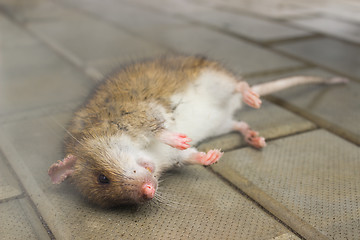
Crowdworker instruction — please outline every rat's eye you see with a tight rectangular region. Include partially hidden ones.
[98,174,110,184]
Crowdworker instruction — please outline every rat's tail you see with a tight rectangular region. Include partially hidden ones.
[251,76,349,96]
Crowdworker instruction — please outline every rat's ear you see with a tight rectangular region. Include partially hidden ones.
[48,154,77,184]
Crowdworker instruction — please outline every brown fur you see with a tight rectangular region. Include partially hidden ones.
[65,55,229,153]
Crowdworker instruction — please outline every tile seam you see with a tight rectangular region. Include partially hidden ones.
[0,193,25,204]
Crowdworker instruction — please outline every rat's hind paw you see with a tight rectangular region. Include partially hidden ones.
[235,81,262,108]
[243,89,262,109]
[245,130,266,149]
[194,149,223,165]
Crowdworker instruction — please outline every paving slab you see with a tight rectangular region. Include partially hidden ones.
[59,0,189,39]
[0,14,38,47]
[291,16,360,44]
[110,0,311,42]
[210,0,318,20]
[247,68,360,145]
[273,37,360,80]
[212,130,360,240]
[0,153,22,201]
[198,99,316,152]
[146,25,303,75]
[26,8,168,67]
[54,0,304,75]
[0,40,94,116]
[293,0,360,23]
[0,198,50,239]
[0,0,70,23]
[176,7,311,42]
[0,112,298,240]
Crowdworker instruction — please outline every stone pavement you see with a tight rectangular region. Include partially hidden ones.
[0,0,359,239]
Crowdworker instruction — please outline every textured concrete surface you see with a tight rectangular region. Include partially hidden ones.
[212,130,360,240]
[0,0,359,239]
[0,112,297,240]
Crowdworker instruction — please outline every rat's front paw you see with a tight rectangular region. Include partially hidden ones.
[159,131,192,150]
[194,149,223,165]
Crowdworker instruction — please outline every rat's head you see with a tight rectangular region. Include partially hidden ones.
[48,134,158,208]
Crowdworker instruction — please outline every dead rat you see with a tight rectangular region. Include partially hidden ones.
[48,55,347,207]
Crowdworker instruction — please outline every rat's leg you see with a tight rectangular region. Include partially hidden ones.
[235,81,262,109]
[179,148,223,166]
[158,130,192,150]
[233,121,266,149]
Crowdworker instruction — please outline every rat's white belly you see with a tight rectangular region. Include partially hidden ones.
[170,69,242,144]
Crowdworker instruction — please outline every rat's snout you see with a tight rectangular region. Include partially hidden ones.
[141,183,156,200]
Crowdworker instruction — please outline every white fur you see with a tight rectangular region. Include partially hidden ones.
[170,69,242,144]
[90,134,153,176]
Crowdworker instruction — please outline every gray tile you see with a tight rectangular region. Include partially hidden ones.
[0,41,94,116]
[0,14,38,47]
[60,0,188,37]
[274,37,360,79]
[291,16,360,44]
[0,0,71,22]
[0,112,296,239]
[53,1,303,74]
[212,130,360,240]
[0,153,22,201]
[63,0,310,42]
[212,0,318,19]
[198,99,316,152]
[0,198,50,240]
[248,68,360,144]
[294,0,360,23]
[27,10,168,65]
[182,8,311,42]
[152,25,303,75]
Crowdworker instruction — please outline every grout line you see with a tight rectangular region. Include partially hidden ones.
[0,193,26,204]
[241,65,313,79]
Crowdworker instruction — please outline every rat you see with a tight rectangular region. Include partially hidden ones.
[48,55,348,208]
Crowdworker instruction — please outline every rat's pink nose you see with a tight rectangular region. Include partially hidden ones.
[141,183,156,200]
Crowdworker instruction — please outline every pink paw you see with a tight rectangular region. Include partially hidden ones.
[243,89,262,109]
[195,149,223,166]
[245,130,266,149]
[160,131,192,150]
